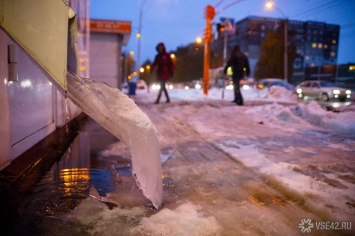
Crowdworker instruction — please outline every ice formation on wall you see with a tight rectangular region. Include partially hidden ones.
[67,74,163,208]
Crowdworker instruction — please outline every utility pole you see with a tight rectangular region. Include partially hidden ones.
[203,5,215,95]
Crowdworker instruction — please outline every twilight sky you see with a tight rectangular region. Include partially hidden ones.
[90,0,355,66]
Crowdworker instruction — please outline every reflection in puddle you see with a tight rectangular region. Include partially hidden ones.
[162,175,174,188]
[115,162,132,176]
[19,167,115,218]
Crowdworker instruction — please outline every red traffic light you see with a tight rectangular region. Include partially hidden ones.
[204,5,215,19]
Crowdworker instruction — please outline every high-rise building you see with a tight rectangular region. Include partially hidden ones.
[212,16,340,84]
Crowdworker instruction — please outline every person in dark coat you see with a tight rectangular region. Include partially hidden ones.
[151,42,174,104]
[223,45,250,106]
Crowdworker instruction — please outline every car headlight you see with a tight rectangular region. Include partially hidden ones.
[332,89,340,95]
[151,84,160,90]
[226,84,234,90]
[242,85,250,90]
[296,88,302,94]
[346,90,351,95]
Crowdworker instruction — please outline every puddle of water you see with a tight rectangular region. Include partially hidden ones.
[18,167,115,217]
[3,119,125,232]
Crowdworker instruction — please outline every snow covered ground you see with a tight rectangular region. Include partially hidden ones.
[22,85,355,235]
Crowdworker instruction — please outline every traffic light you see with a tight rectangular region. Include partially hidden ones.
[204,5,215,20]
[216,23,224,32]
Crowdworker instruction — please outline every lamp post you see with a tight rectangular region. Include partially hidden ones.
[136,0,148,83]
[265,1,288,81]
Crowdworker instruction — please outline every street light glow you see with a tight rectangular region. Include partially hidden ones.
[140,67,144,73]
[136,33,141,38]
[265,1,274,10]
[196,37,202,44]
[170,54,176,59]
[129,51,134,56]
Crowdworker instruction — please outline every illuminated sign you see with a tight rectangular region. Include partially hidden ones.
[90,19,131,34]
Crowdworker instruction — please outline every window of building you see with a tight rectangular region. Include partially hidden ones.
[312,43,317,48]
[332,39,337,44]
[318,43,322,49]
[331,52,336,57]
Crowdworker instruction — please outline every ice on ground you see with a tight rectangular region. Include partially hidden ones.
[67,74,162,208]
[214,141,353,211]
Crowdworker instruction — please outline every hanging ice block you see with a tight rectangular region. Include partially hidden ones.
[67,73,163,208]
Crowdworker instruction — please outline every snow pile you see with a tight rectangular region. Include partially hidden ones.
[245,103,307,127]
[295,101,355,134]
[142,85,298,104]
[245,100,355,134]
[131,202,221,235]
[262,86,298,103]
[67,74,162,208]
[48,199,221,235]
[134,85,354,134]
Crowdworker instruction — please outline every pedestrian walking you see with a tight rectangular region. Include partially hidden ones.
[151,42,174,104]
[223,45,250,106]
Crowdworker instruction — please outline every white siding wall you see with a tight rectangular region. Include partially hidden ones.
[0,30,81,170]
[90,33,123,88]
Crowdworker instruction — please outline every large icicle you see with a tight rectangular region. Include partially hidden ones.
[67,74,163,208]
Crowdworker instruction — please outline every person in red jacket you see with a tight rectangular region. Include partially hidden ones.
[151,42,174,104]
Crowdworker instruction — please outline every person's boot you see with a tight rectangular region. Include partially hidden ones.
[154,90,162,104]
[165,90,170,103]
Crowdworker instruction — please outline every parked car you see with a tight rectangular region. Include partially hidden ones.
[256,78,295,91]
[121,80,147,90]
[296,80,352,102]
[185,80,205,90]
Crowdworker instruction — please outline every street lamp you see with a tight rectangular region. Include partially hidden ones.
[196,37,203,44]
[136,0,148,83]
[265,1,288,81]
